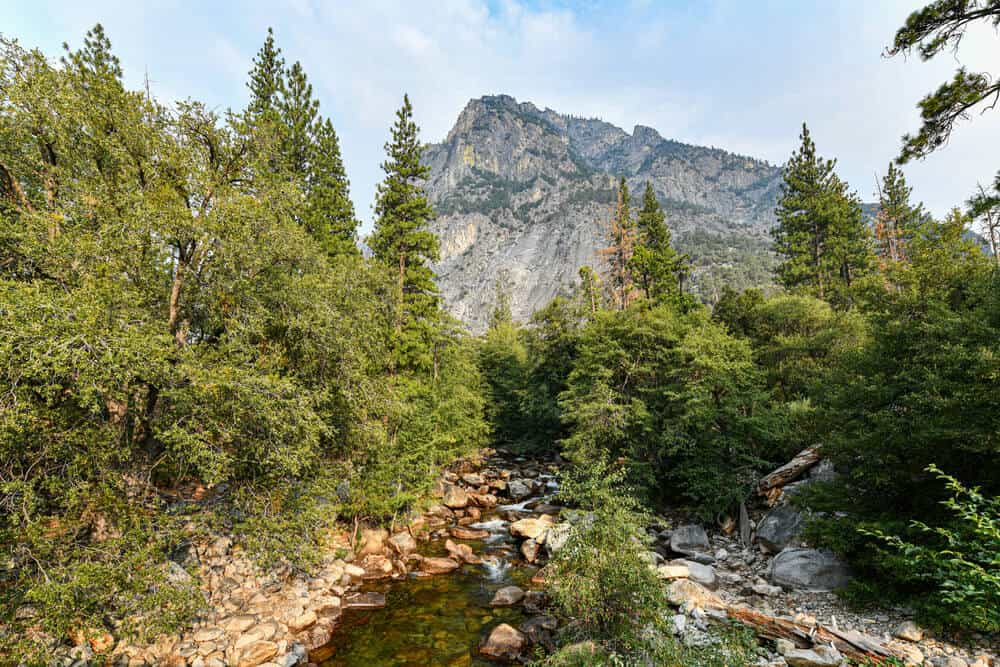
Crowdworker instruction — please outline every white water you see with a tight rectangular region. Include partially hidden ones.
[480,556,511,582]
[468,519,507,532]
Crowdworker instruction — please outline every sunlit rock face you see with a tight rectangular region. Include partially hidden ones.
[423,94,783,332]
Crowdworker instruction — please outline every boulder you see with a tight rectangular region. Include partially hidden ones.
[479,623,526,661]
[443,484,470,509]
[388,531,417,556]
[462,473,485,486]
[444,539,481,564]
[507,480,531,499]
[893,620,923,642]
[421,556,461,575]
[669,524,711,556]
[490,585,525,607]
[666,579,724,610]
[657,564,690,580]
[783,645,843,667]
[357,528,388,557]
[756,505,805,554]
[509,516,554,541]
[670,559,718,590]
[769,548,851,591]
[237,641,278,667]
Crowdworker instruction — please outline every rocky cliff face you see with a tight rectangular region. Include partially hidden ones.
[423,94,783,332]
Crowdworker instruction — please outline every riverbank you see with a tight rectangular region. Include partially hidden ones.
[46,447,999,667]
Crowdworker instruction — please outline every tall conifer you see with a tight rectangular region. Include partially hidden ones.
[601,177,637,310]
[306,118,358,257]
[773,123,871,305]
[630,182,688,304]
[370,94,440,373]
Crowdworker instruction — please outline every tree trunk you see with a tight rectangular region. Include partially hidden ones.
[726,606,908,664]
[758,445,822,504]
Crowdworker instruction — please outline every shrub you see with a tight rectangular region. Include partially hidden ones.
[862,466,1000,632]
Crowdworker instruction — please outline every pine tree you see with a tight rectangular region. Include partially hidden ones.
[874,162,925,266]
[773,123,871,305]
[279,61,318,177]
[370,94,440,374]
[629,182,688,304]
[247,28,284,119]
[305,118,358,257]
[601,177,637,310]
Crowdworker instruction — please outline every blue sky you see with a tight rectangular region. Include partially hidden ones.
[6,0,999,230]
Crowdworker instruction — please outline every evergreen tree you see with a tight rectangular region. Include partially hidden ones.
[772,123,871,305]
[875,162,926,266]
[370,94,440,373]
[279,61,318,177]
[305,117,358,257]
[601,177,637,310]
[630,182,688,305]
[246,27,284,119]
[967,172,1000,265]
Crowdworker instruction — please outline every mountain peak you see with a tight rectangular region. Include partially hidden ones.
[423,95,784,331]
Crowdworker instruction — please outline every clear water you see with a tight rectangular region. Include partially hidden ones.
[321,488,544,667]
[320,558,536,666]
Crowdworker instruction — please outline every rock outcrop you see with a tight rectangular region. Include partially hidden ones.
[423,94,783,331]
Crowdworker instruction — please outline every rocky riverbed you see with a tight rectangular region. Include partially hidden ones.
[52,448,998,667]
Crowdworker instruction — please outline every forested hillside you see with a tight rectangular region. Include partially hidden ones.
[2,2,1000,666]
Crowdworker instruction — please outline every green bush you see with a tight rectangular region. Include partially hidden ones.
[863,466,1000,632]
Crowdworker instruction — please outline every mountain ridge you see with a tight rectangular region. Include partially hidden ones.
[423,94,785,331]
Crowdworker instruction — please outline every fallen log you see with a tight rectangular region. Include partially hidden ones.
[726,605,909,664]
[758,445,822,503]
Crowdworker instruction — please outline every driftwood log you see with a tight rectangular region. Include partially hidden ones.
[758,445,823,504]
[727,606,909,663]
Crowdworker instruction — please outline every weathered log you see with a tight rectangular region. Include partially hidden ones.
[758,445,822,499]
[726,605,908,663]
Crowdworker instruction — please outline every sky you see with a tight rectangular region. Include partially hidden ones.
[6,0,1000,230]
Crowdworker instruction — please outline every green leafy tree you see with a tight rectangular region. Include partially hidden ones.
[370,94,440,374]
[888,1,1000,164]
[967,172,1000,264]
[772,123,872,305]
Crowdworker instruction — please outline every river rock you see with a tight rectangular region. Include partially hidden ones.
[757,505,805,554]
[666,579,724,610]
[357,528,388,557]
[893,620,923,642]
[443,484,470,509]
[520,538,540,563]
[451,526,489,540]
[462,473,485,486]
[769,548,851,591]
[237,641,278,667]
[444,538,481,564]
[479,623,526,661]
[507,480,531,499]
[783,645,843,667]
[670,559,718,590]
[490,585,525,606]
[421,556,461,574]
[657,564,690,580]
[388,531,417,555]
[670,525,711,556]
[509,516,553,540]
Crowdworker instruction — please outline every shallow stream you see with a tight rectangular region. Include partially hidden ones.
[320,470,555,666]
